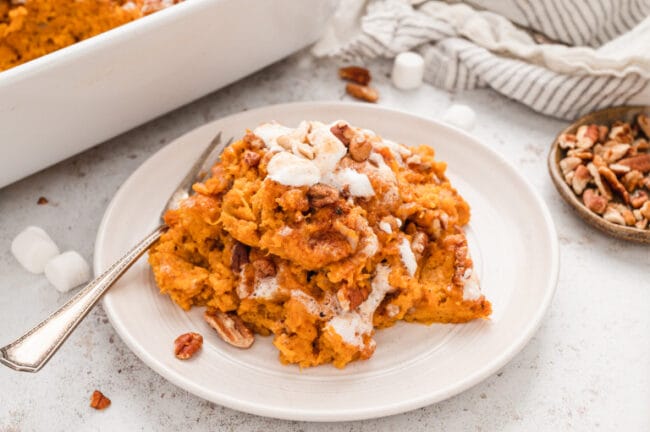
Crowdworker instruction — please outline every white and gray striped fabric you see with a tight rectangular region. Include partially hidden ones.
[313,0,650,120]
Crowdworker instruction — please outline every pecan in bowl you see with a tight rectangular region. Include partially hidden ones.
[548,106,650,243]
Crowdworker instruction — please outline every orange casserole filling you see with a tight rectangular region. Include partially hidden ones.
[149,121,491,368]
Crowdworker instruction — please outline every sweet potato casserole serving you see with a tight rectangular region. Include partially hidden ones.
[0,0,180,72]
[149,120,491,368]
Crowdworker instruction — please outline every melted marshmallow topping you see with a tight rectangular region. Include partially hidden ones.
[327,264,393,347]
[254,121,380,198]
[462,268,482,301]
[266,152,320,187]
[398,237,417,276]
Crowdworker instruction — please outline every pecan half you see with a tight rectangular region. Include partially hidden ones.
[243,150,260,167]
[231,241,249,273]
[174,332,203,360]
[204,310,254,349]
[348,136,372,162]
[346,83,379,103]
[90,390,111,410]
[339,66,371,85]
[308,183,340,207]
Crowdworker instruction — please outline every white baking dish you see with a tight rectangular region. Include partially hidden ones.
[0,0,337,188]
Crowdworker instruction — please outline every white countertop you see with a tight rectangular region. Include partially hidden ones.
[1,50,648,431]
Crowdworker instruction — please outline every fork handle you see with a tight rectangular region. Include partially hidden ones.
[0,225,167,373]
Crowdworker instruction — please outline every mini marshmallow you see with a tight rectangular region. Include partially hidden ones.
[11,226,60,274]
[441,104,477,131]
[391,52,424,90]
[44,251,91,293]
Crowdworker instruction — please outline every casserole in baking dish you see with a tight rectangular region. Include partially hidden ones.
[0,0,337,187]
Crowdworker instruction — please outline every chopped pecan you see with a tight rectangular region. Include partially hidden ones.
[576,124,599,149]
[603,144,631,164]
[598,166,630,204]
[558,133,577,149]
[90,390,111,410]
[330,121,354,146]
[243,132,265,150]
[231,241,249,273]
[630,190,649,209]
[566,149,593,160]
[338,286,367,311]
[406,154,433,172]
[339,66,371,85]
[618,154,650,173]
[174,332,203,360]
[277,188,309,212]
[411,231,429,260]
[592,168,613,200]
[640,201,650,219]
[345,83,379,103]
[252,258,276,278]
[609,122,634,143]
[243,150,260,167]
[564,170,575,185]
[443,234,472,288]
[582,189,608,215]
[559,157,581,175]
[609,203,636,226]
[642,176,650,190]
[603,205,626,225]
[348,136,372,162]
[308,183,340,207]
[572,165,591,195]
[592,154,607,168]
[608,163,631,175]
[204,310,254,349]
[621,170,644,192]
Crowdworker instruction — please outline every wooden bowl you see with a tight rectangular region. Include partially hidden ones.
[548,105,650,244]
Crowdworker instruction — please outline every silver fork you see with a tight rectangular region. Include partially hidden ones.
[0,132,230,373]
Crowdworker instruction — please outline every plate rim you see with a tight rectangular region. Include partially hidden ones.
[94,101,559,421]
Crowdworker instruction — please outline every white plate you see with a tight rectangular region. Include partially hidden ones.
[95,102,559,421]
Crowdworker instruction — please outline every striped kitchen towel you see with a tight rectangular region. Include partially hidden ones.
[313,0,650,120]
